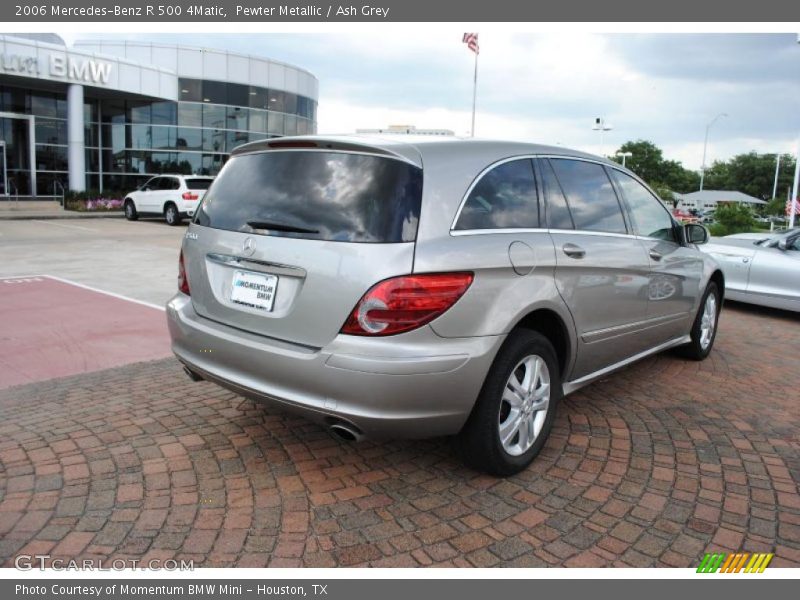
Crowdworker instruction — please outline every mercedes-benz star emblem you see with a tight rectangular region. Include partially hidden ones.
[242,237,256,257]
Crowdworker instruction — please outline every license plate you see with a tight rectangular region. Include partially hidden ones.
[230,270,278,312]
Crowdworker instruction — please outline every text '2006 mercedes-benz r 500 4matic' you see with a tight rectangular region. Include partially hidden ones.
[167,136,724,475]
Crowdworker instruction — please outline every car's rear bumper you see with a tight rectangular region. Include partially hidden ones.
[166,294,504,439]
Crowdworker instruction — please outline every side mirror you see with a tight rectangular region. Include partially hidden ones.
[685,223,709,245]
[777,239,788,251]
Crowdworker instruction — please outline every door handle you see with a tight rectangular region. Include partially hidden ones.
[742,257,750,263]
[649,249,663,261]
[562,243,585,259]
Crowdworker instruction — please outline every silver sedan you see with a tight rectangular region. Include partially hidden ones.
[702,228,800,312]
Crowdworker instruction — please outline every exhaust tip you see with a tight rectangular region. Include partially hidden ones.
[329,422,364,442]
[183,366,203,382]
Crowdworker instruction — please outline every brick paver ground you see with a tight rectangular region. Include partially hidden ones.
[1,303,798,568]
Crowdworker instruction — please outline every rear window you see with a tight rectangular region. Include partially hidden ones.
[195,151,423,243]
[185,178,213,190]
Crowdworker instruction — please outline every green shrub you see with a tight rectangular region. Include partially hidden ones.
[710,203,757,236]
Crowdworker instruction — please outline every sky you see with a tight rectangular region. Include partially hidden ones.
[63,31,800,171]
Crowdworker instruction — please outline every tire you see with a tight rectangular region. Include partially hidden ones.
[164,203,182,226]
[124,199,138,221]
[678,282,721,361]
[457,329,562,476]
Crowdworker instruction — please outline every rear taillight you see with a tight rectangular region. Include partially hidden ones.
[341,272,474,336]
[178,250,190,295]
[182,191,199,201]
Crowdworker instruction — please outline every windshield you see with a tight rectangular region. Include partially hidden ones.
[195,151,423,243]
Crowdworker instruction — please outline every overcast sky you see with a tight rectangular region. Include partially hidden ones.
[66,32,800,171]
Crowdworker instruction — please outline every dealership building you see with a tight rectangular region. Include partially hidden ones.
[0,33,319,198]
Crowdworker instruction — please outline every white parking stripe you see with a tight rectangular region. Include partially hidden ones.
[41,275,167,311]
[31,220,96,232]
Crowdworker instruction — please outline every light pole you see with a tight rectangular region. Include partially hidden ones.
[616,151,632,168]
[593,117,613,157]
[699,112,728,191]
[772,154,781,200]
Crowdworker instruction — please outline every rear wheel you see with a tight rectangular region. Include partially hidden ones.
[457,330,561,476]
[165,203,182,226]
[124,199,138,221]
[679,282,720,360]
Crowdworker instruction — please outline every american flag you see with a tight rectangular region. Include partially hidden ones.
[463,33,479,55]
[786,198,800,216]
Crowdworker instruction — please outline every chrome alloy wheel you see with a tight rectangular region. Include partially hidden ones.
[699,293,717,350]
[498,354,551,456]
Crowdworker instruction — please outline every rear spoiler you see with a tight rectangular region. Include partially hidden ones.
[230,136,423,167]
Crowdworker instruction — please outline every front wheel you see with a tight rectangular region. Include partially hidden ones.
[678,282,721,360]
[164,203,182,226]
[124,199,138,221]
[457,330,561,476]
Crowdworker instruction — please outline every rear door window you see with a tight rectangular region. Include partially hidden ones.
[549,159,628,234]
[454,159,539,230]
[538,159,574,230]
[196,151,423,243]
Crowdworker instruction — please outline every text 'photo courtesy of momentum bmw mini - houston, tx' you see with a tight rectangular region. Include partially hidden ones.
[167,134,724,476]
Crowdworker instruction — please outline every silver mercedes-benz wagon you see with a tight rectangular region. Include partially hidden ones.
[167,135,724,475]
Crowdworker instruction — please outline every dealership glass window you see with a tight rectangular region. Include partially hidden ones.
[179,79,202,103]
[202,80,227,105]
[249,109,267,133]
[283,114,297,136]
[226,106,248,130]
[0,87,28,113]
[226,130,249,152]
[30,93,57,118]
[249,86,268,110]
[129,101,151,124]
[100,99,126,125]
[268,91,285,113]
[84,123,98,147]
[151,125,178,150]
[176,152,202,174]
[267,111,285,135]
[35,119,67,145]
[35,144,68,172]
[202,153,226,175]
[177,128,203,151]
[129,125,151,149]
[283,93,298,116]
[296,118,309,136]
[151,101,177,126]
[177,103,203,127]
[37,172,68,196]
[83,100,98,124]
[103,148,129,173]
[203,129,225,153]
[202,104,226,129]
[85,148,100,172]
[227,83,249,108]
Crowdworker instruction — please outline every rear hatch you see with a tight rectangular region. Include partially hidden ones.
[183,142,423,348]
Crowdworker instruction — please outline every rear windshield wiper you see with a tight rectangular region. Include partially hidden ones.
[246,220,320,234]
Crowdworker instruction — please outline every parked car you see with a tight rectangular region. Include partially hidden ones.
[701,229,799,312]
[124,175,214,225]
[167,136,724,475]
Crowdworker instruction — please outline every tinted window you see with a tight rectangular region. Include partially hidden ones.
[143,177,159,190]
[612,171,677,243]
[454,159,539,230]
[185,178,213,190]
[539,159,574,229]
[196,151,423,243]
[159,177,180,190]
[550,159,627,234]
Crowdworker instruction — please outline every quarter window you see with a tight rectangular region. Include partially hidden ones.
[612,171,678,243]
[549,159,627,234]
[454,159,539,231]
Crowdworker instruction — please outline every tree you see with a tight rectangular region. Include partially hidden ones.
[610,140,699,196]
[704,152,795,201]
[710,203,757,236]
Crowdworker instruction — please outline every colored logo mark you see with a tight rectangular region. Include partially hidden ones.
[697,552,774,573]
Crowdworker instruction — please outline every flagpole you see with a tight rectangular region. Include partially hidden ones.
[790,137,799,229]
[470,50,478,137]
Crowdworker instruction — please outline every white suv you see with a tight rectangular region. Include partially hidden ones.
[124,175,214,225]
